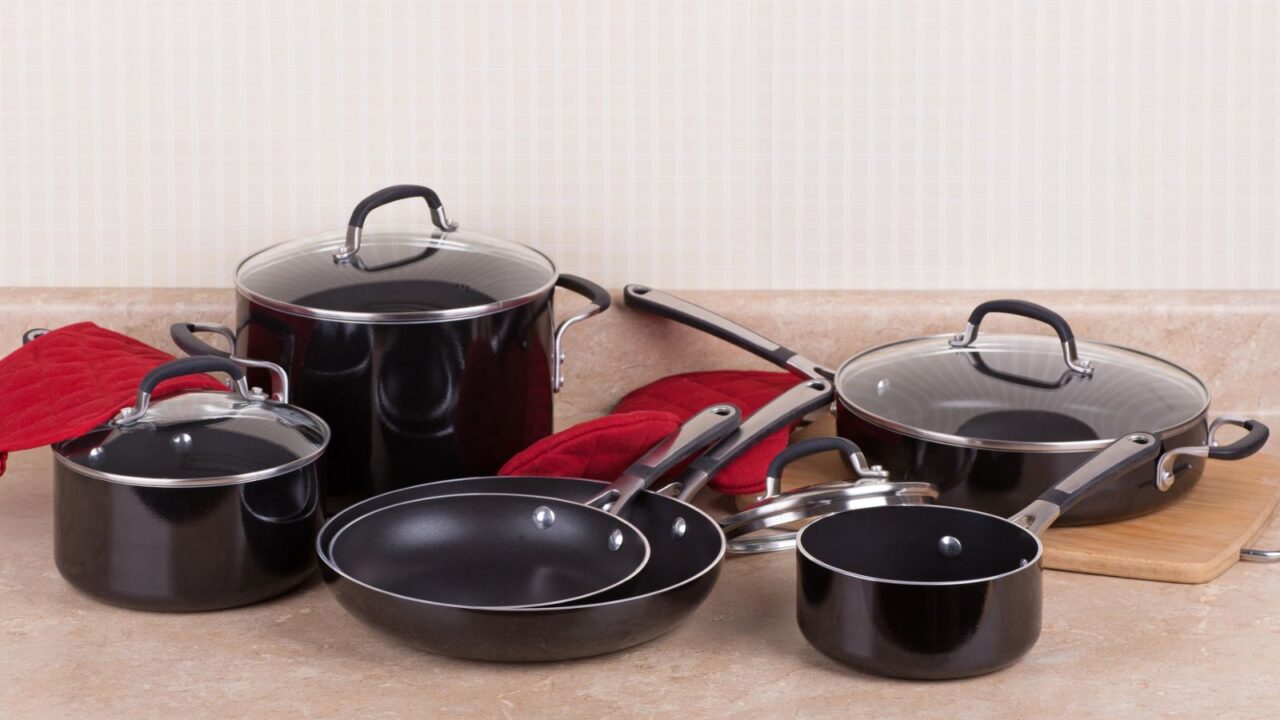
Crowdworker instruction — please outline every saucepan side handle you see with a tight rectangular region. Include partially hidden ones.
[170,322,291,403]
[551,274,612,392]
[1156,417,1270,491]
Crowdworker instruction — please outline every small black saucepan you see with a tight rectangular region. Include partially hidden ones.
[325,404,741,611]
[50,355,330,611]
[793,432,1160,679]
[317,379,834,660]
[624,286,1269,524]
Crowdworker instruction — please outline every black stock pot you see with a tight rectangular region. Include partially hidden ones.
[51,357,329,611]
[179,185,611,515]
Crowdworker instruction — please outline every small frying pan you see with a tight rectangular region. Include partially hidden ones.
[794,432,1160,679]
[326,405,740,610]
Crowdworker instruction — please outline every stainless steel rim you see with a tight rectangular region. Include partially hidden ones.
[316,477,727,613]
[795,504,1045,587]
[234,229,561,325]
[833,333,1212,453]
[50,402,330,488]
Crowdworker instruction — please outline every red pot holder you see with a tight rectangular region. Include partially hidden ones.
[499,370,800,495]
[0,323,226,476]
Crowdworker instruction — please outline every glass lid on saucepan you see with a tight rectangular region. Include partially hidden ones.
[235,185,558,323]
[835,300,1210,450]
[54,357,329,487]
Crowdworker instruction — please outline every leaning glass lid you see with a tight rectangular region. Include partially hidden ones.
[54,357,330,487]
[834,300,1211,450]
[235,185,558,324]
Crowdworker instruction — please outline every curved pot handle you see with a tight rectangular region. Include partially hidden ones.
[170,322,291,403]
[551,274,612,392]
[336,184,458,262]
[949,299,1094,377]
[21,328,49,345]
[720,436,935,554]
[762,436,888,498]
[116,356,253,427]
[1156,417,1270,491]
[623,284,833,381]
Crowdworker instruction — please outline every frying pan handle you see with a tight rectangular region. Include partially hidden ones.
[336,184,459,262]
[623,285,833,381]
[169,322,291,403]
[1011,432,1161,535]
[1156,416,1270,491]
[761,436,889,499]
[665,378,837,501]
[115,356,254,427]
[588,404,741,515]
[949,299,1094,377]
[552,275,612,392]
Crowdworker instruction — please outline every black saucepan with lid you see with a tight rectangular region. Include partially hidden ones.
[51,356,330,611]
[624,287,1269,524]
[795,432,1160,679]
[197,184,612,515]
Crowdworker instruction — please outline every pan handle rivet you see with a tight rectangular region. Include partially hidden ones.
[171,432,193,451]
[608,529,624,551]
[938,536,963,557]
[532,506,556,530]
[671,517,687,539]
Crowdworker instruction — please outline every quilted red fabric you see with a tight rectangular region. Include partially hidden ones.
[499,410,682,479]
[0,323,227,476]
[498,370,799,496]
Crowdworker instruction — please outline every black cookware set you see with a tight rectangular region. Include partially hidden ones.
[26,184,1275,679]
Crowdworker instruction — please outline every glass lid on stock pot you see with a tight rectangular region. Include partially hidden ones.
[235,185,558,323]
[54,357,329,487]
[834,300,1211,450]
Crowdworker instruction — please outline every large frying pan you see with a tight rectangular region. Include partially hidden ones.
[324,404,740,611]
[316,378,835,661]
[623,286,1269,525]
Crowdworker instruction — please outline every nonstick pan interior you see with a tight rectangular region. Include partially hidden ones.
[329,492,649,608]
[801,504,1040,583]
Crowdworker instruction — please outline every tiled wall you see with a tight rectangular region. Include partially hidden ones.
[2,0,1276,290]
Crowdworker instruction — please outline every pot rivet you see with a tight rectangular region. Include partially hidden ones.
[87,447,105,465]
[532,506,556,529]
[171,432,193,451]
[876,379,890,395]
[671,517,687,539]
[608,529,624,551]
[938,535,963,558]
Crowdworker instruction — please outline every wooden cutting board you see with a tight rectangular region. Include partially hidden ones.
[739,416,1280,584]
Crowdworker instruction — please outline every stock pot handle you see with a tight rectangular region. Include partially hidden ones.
[169,322,290,403]
[1156,417,1270,491]
[336,184,458,262]
[551,275,612,392]
[949,299,1094,377]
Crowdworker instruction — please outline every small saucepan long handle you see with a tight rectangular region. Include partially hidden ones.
[623,284,833,381]
[1011,432,1162,536]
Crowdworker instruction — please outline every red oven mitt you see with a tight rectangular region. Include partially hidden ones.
[0,323,227,476]
[499,370,800,495]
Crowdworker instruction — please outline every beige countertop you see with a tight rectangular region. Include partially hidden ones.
[2,288,1280,719]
